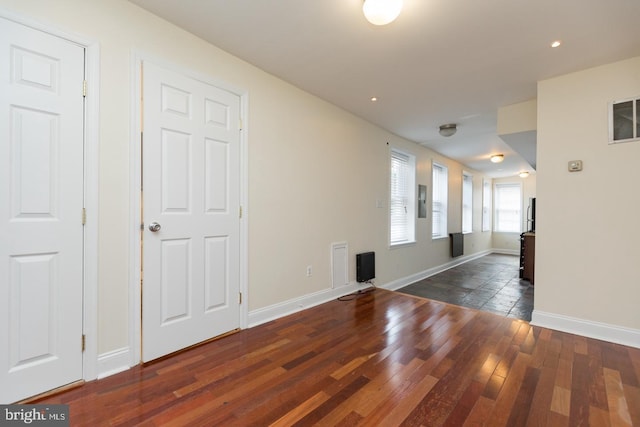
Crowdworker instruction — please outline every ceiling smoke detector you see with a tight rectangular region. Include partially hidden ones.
[439,123,457,137]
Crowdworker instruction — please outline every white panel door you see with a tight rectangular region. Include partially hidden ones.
[142,61,241,362]
[0,17,85,403]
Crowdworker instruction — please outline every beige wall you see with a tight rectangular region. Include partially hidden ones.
[0,0,493,356]
[537,56,640,330]
[497,99,537,135]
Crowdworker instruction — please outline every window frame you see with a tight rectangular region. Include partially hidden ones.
[462,172,473,234]
[389,148,416,246]
[482,178,492,232]
[609,96,640,144]
[431,161,448,239]
[493,182,522,233]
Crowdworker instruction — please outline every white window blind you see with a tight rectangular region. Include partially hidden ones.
[432,162,448,238]
[390,149,415,245]
[462,172,473,234]
[482,178,491,231]
[494,183,522,232]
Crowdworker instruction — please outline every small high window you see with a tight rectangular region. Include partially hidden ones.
[610,97,640,143]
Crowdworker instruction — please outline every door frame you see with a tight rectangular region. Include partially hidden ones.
[0,8,100,382]
[129,52,249,365]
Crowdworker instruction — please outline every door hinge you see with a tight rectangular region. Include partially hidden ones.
[239,206,243,219]
[82,334,86,352]
[83,80,87,97]
[239,118,243,130]
[82,208,87,225]
[239,292,242,305]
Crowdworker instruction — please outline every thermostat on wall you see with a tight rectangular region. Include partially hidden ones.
[568,160,583,172]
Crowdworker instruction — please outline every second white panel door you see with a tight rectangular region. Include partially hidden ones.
[141,61,241,362]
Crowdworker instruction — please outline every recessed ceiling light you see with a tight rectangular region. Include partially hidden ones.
[371,97,378,102]
[551,40,562,48]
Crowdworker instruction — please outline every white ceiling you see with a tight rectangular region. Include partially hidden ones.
[130,0,640,177]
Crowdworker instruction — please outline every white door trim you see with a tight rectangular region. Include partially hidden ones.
[0,7,100,382]
[129,52,249,365]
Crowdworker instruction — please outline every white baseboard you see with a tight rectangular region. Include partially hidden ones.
[248,281,372,328]
[382,250,492,291]
[491,248,519,256]
[97,347,132,379]
[531,310,640,349]
[248,250,494,326]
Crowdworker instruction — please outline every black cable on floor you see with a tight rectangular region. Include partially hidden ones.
[337,281,377,301]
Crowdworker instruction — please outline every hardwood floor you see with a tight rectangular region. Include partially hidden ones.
[35,290,639,426]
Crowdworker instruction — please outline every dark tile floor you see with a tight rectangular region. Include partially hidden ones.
[396,254,534,321]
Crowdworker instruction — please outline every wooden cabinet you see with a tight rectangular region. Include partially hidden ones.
[522,232,535,285]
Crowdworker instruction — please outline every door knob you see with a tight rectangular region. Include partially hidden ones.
[148,222,162,232]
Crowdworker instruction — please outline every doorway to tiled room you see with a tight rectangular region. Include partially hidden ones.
[396,254,534,321]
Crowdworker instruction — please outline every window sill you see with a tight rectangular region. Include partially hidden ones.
[390,240,416,249]
[431,235,448,241]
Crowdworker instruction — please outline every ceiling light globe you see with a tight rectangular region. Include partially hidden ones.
[439,123,457,137]
[490,154,504,163]
[363,0,403,26]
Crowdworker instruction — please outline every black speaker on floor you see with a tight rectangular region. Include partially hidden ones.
[356,252,375,283]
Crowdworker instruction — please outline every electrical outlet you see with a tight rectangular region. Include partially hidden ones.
[306,265,312,277]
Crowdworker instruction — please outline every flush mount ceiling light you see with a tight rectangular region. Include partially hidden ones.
[490,154,504,163]
[363,0,403,26]
[519,171,530,178]
[439,123,457,137]
[551,40,562,48]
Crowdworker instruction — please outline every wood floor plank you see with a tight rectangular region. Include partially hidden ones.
[269,391,331,427]
[27,289,640,426]
[623,384,640,426]
[462,395,495,427]
[551,385,571,416]
[603,344,640,387]
[525,365,556,427]
[570,353,594,425]
[603,367,633,426]
[488,352,531,426]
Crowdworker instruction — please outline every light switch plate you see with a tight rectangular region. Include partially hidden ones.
[568,160,583,172]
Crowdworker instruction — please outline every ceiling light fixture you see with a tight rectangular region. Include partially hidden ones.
[371,97,378,102]
[363,0,403,26]
[551,40,562,48]
[519,171,530,178]
[439,123,457,137]
[490,154,504,163]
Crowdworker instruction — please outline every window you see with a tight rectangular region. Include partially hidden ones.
[462,172,473,234]
[610,97,640,143]
[390,149,415,245]
[482,178,491,231]
[494,183,522,232]
[432,162,448,238]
